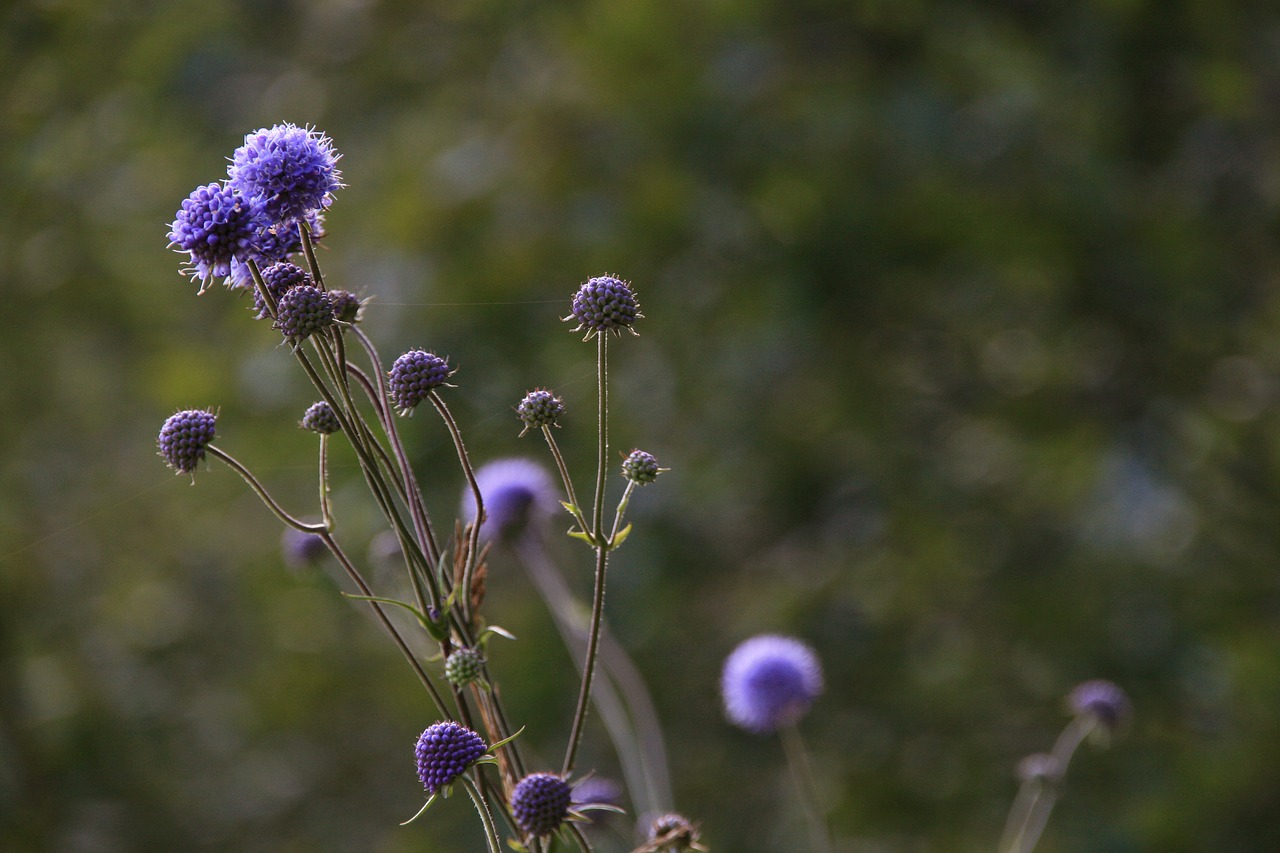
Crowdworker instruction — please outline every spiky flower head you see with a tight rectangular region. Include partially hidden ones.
[516,389,565,436]
[414,721,488,795]
[1068,679,1131,732]
[566,275,641,338]
[511,772,572,838]
[648,812,704,852]
[281,527,327,569]
[388,350,452,414]
[622,449,662,485]
[252,261,312,318]
[327,289,363,324]
[157,409,217,474]
[721,634,824,734]
[462,458,559,543]
[444,647,485,688]
[169,183,270,291]
[227,123,342,224]
[300,401,341,435]
[275,284,334,341]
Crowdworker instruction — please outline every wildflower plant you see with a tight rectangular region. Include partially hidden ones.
[160,123,1131,853]
[161,125,679,852]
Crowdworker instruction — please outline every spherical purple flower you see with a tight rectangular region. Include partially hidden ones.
[721,635,824,733]
[622,449,661,485]
[567,275,641,338]
[281,527,327,569]
[461,458,559,543]
[388,350,452,414]
[1068,679,1131,731]
[275,284,334,341]
[227,123,342,224]
[251,261,311,317]
[516,389,565,436]
[444,647,485,688]
[414,721,488,795]
[157,409,217,474]
[511,772,572,838]
[300,400,341,435]
[169,183,270,290]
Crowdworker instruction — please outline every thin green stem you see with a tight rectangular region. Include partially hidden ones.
[607,481,637,545]
[299,220,326,291]
[430,390,484,623]
[541,426,590,535]
[780,724,832,853]
[564,822,593,852]
[460,775,502,853]
[1000,715,1098,853]
[205,445,326,533]
[561,544,608,776]
[318,434,334,530]
[591,333,608,540]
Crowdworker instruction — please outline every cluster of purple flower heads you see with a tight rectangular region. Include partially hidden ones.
[157,409,217,474]
[227,123,342,224]
[388,350,452,414]
[567,275,641,338]
[721,634,824,733]
[414,721,487,795]
[511,772,572,838]
[254,261,312,317]
[170,124,340,290]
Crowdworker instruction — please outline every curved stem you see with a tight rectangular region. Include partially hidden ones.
[1001,715,1098,853]
[542,426,590,535]
[205,445,326,533]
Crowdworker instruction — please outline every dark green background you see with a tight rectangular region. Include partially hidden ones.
[4,0,1280,849]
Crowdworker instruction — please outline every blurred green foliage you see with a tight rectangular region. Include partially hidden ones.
[4,0,1280,849]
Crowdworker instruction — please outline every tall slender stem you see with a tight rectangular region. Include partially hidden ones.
[562,544,608,776]
[1000,716,1098,853]
[780,724,832,853]
[461,775,502,853]
[430,391,484,623]
[205,446,326,533]
[591,333,608,540]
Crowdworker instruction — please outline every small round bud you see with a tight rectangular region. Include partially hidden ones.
[275,284,334,340]
[414,721,488,795]
[567,275,641,338]
[622,449,661,485]
[648,812,703,851]
[444,647,485,688]
[1068,679,1131,732]
[511,772,572,838]
[327,289,362,323]
[516,389,565,435]
[255,261,312,318]
[389,350,452,414]
[158,409,217,474]
[721,634,824,734]
[300,401,341,435]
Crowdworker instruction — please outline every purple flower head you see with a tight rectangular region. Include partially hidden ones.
[169,183,271,291]
[511,772,572,838]
[461,458,559,544]
[566,275,641,339]
[253,261,312,318]
[1068,679,1131,732]
[227,123,342,224]
[622,449,662,485]
[157,409,217,475]
[388,350,452,414]
[327,289,363,324]
[300,400,341,435]
[281,527,327,569]
[415,721,487,794]
[516,389,565,436]
[275,284,334,341]
[721,634,824,734]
